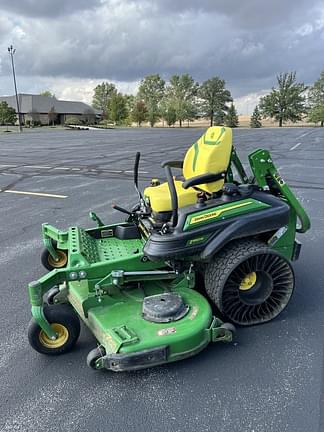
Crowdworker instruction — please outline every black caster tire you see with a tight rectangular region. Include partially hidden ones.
[44,286,60,305]
[41,242,68,271]
[28,304,80,355]
[205,239,295,326]
[87,346,105,370]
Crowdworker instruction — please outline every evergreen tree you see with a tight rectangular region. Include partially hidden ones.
[308,71,324,126]
[138,74,165,127]
[213,109,225,125]
[250,106,262,128]
[225,103,239,127]
[198,77,232,126]
[259,72,307,127]
[92,82,117,118]
[0,101,17,125]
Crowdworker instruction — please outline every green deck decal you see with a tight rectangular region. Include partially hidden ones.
[183,198,271,231]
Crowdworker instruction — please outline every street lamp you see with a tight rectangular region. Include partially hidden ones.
[8,45,23,132]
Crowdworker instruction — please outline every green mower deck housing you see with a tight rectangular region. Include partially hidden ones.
[27,127,310,372]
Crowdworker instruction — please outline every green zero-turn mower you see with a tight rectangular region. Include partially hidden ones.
[27,126,310,372]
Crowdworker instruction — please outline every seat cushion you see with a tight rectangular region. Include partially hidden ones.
[144,180,198,213]
[183,126,232,194]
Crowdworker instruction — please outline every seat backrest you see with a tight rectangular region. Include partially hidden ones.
[183,126,232,193]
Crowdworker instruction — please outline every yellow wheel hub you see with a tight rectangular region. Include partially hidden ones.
[48,250,68,268]
[239,272,257,291]
[39,323,69,349]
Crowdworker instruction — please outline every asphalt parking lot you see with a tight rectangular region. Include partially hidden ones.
[0,127,323,432]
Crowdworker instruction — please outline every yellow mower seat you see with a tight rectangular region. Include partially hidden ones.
[144,180,198,213]
[144,126,233,213]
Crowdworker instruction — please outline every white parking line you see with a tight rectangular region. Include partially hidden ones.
[1,189,67,199]
[290,142,301,151]
[124,170,148,174]
[105,170,123,173]
[297,130,313,139]
[23,165,52,169]
[0,164,17,168]
[53,167,70,170]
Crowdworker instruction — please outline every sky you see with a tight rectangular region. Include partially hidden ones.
[0,0,324,114]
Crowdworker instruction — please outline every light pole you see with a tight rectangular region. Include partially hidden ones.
[8,45,23,132]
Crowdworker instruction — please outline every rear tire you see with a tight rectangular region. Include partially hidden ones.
[204,239,295,326]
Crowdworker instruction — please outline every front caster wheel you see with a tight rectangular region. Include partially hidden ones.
[28,305,80,355]
[41,243,68,271]
[205,239,295,326]
[87,346,106,370]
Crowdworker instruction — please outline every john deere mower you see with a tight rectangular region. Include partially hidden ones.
[27,127,310,371]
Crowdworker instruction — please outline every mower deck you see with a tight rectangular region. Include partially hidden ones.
[68,281,228,371]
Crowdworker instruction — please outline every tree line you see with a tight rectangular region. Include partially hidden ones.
[92,75,239,128]
[93,71,324,128]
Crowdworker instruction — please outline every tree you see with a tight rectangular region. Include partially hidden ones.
[131,100,148,126]
[40,90,55,98]
[250,106,262,128]
[108,92,128,124]
[0,101,17,125]
[92,82,117,118]
[165,106,177,126]
[213,109,225,125]
[184,103,198,127]
[124,94,135,111]
[225,103,239,127]
[198,77,232,126]
[138,74,165,127]
[259,72,307,127]
[165,74,198,127]
[308,71,324,126]
[123,94,136,125]
[308,105,324,126]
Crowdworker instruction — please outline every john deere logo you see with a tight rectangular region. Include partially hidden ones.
[190,202,253,225]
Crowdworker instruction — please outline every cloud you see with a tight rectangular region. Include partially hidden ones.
[0,0,101,18]
[0,0,324,104]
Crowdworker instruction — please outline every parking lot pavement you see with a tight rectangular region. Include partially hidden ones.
[0,127,323,432]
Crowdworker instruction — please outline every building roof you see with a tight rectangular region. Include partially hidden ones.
[0,94,101,115]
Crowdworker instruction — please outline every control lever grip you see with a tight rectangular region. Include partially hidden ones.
[112,204,132,216]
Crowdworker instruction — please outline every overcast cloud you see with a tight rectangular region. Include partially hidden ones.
[0,0,324,113]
